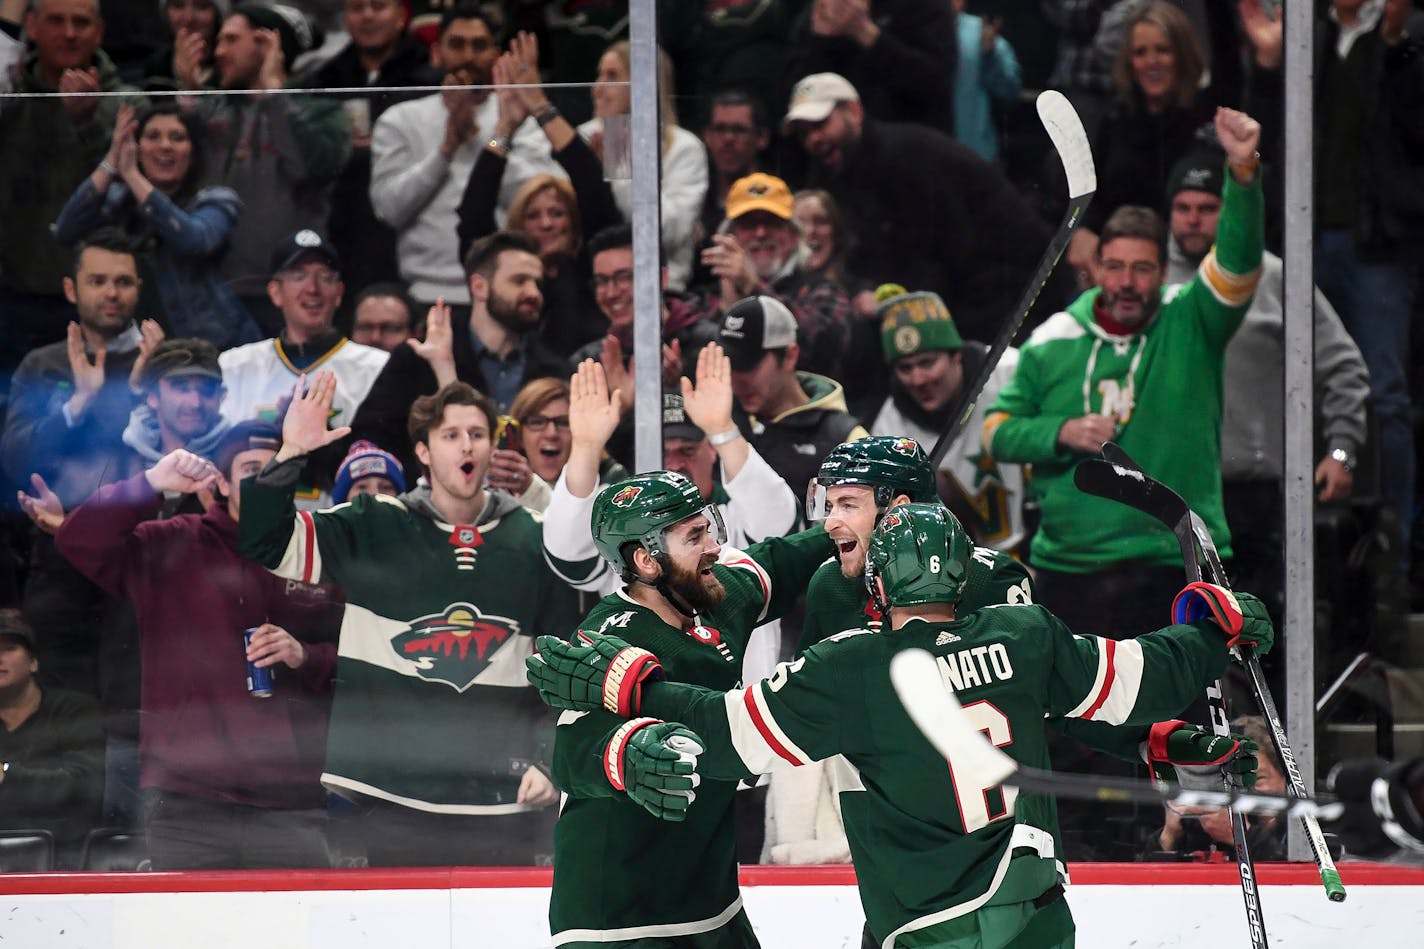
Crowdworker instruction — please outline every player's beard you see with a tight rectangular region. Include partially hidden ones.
[663,553,726,614]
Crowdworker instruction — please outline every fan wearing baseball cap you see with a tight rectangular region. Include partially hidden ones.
[781,70,1076,346]
[123,338,232,472]
[868,284,1026,553]
[782,0,957,132]
[217,229,390,509]
[0,608,104,869]
[717,295,867,518]
[50,417,341,869]
[697,171,851,379]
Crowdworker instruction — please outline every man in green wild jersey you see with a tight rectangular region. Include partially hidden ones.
[240,372,594,867]
[531,504,1274,948]
[540,461,831,947]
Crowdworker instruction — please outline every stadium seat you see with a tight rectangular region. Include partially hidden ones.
[0,830,56,872]
[79,827,150,872]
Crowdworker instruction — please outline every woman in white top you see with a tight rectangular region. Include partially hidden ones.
[576,40,708,291]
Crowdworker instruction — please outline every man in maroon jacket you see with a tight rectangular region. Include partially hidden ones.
[52,421,343,869]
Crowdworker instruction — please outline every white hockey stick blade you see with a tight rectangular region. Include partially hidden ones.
[890,648,1018,786]
[1037,90,1095,199]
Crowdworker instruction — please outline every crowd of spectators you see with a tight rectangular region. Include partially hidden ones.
[0,0,1421,872]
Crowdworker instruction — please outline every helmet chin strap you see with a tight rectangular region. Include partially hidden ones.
[628,562,700,622]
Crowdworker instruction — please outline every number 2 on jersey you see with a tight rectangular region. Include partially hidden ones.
[944,700,1017,832]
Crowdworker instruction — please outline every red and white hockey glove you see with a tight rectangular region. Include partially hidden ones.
[604,718,704,821]
[526,632,663,716]
[1172,583,1274,654]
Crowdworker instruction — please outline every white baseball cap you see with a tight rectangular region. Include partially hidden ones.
[783,73,860,131]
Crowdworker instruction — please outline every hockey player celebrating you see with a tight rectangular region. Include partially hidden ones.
[540,465,833,947]
[801,435,1033,656]
[529,504,1273,948]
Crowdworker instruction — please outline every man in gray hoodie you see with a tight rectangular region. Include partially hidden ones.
[123,338,232,478]
[1163,148,1369,621]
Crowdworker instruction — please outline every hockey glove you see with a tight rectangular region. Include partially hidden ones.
[526,632,663,716]
[1172,583,1275,655]
[1146,720,1259,790]
[605,718,704,822]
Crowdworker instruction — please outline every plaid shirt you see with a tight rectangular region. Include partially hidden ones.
[1047,0,1115,94]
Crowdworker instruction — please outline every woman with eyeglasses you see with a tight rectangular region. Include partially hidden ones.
[490,377,628,513]
[53,102,261,351]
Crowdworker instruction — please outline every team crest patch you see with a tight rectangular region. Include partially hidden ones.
[890,437,919,457]
[881,511,905,530]
[893,325,922,355]
[391,603,521,692]
[610,485,643,508]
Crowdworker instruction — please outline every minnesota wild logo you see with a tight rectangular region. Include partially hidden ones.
[610,484,643,508]
[881,511,905,530]
[391,603,521,692]
[890,437,919,456]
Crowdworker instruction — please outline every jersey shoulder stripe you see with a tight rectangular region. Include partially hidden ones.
[1066,635,1145,724]
[725,684,814,771]
[717,546,773,622]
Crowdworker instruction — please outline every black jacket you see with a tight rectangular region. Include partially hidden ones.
[815,117,1073,345]
[783,0,957,133]
[350,324,569,478]
[0,687,104,847]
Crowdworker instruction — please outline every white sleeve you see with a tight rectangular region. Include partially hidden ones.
[0,29,21,98]
[658,128,708,252]
[368,106,450,230]
[721,444,798,546]
[541,471,617,594]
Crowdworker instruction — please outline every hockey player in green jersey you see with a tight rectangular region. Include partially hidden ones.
[530,504,1273,948]
[240,372,596,866]
[801,436,1033,656]
[540,456,834,947]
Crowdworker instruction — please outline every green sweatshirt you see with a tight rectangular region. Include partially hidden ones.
[985,169,1264,572]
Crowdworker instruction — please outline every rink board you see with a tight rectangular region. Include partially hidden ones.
[2,864,1423,947]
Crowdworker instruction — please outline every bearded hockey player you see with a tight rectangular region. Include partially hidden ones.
[530,503,1273,948]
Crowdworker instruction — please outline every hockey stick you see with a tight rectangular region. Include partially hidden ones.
[1075,452,1270,947]
[927,90,1095,470]
[1075,444,1347,904]
[889,648,1344,820]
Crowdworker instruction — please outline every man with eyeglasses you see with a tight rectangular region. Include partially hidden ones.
[695,90,770,263]
[349,282,416,352]
[219,229,389,509]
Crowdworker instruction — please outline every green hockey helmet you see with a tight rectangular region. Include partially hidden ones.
[807,436,937,520]
[592,471,727,578]
[865,503,971,614]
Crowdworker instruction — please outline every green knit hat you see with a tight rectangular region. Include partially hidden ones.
[877,284,962,364]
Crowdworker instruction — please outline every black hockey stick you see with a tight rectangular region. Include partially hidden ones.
[1076,444,1346,904]
[927,90,1095,470]
[889,648,1345,820]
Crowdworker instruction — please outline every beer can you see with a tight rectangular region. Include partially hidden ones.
[244,627,274,698]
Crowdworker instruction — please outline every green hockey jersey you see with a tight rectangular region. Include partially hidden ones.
[241,475,595,812]
[639,605,1230,947]
[546,527,831,946]
[798,543,1034,654]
